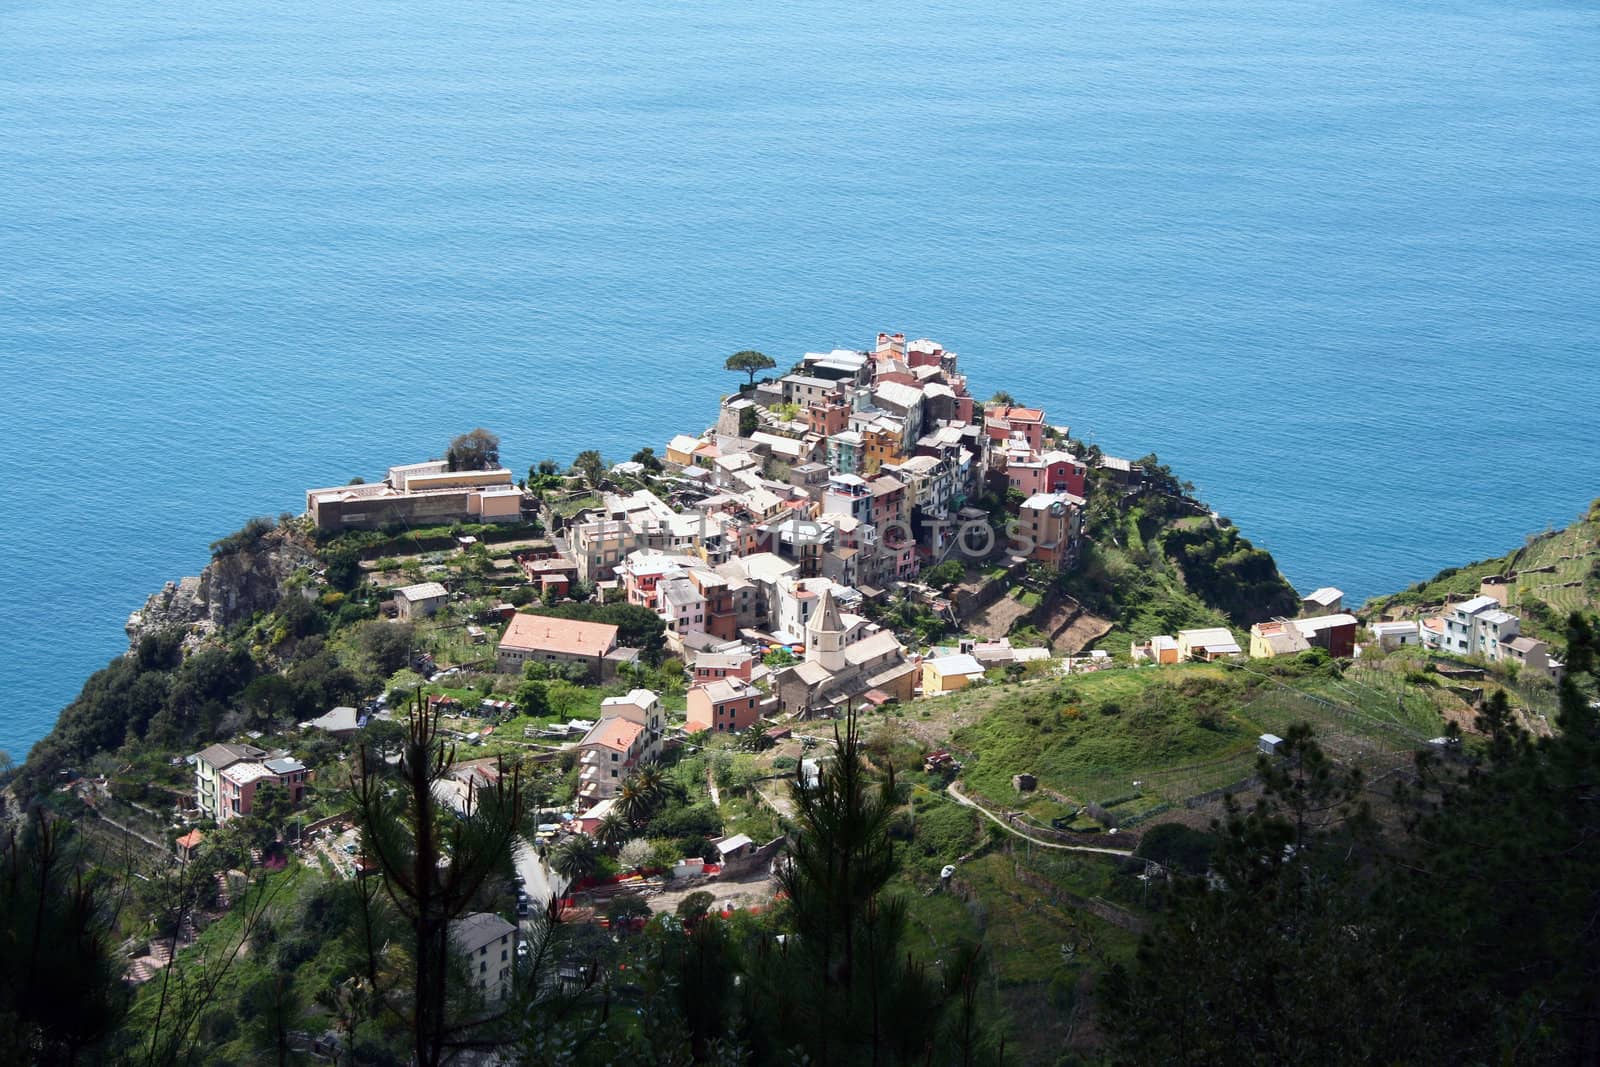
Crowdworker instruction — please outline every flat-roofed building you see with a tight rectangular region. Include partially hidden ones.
[1177,627,1243,661]
[306,462,521,532]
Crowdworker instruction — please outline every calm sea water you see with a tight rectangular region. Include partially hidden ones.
[3,0,1597,758]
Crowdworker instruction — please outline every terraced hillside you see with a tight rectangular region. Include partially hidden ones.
[1366,497,1600,645]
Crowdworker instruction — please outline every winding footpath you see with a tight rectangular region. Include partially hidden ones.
[944,781,1134,857]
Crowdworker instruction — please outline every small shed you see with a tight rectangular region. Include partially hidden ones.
[714,834,755,861]
[1012,772,1038,792]
[1258,733,1285,756]
[176,829,204,864]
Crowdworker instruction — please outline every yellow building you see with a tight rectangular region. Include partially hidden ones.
[665,434,703,466]
[861,426,903,476]
[922,653,986,694]
[1249,620,1311,659]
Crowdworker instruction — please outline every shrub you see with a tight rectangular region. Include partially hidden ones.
[1135,822,1219,876]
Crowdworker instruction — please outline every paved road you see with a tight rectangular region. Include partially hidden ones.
[515,839,566,906]
[945,781,1134,857]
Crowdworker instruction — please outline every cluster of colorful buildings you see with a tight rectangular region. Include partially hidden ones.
[500,333,1096,743]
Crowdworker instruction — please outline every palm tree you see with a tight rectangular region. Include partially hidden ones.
[615,776,654,828]
[594,811,630,851]
[634,765,666,807]
[549,834,600,884]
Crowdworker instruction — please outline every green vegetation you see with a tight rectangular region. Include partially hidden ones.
[12,420,1600,1065]
[1061,454,1297,655]
[1161,523,1298,624]
[0,813,129,1063]
[1101,619,1600,1063]
[570,449,606,490]
[937,652,1460,831]
[1367,497,1600,648]
[444,427,500,472]
[209,514,279,559]
[922,559,965,589]
[952,666,1258,807]
[724,348,776,385]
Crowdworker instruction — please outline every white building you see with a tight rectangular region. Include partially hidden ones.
[1369,620,1421,650]
[1436,596,1512,657]
[451,912,517,1002]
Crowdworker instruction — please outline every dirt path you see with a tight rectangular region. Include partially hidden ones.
[946,781,1133,857]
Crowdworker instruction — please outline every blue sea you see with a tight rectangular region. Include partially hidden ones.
[2,0,1597,759]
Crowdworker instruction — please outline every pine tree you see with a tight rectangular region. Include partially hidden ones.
[351,690,523,1067]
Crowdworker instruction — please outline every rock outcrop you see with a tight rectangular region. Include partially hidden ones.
[125,526,317,650]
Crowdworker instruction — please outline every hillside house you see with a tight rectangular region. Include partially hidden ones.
[576,716,650,808]
[983,405,1046,453]
[306,461,521,532]
[922,653,986,694]
[1300,587,1345,615]
[451,912,517,1002]
[685,677,763,733]
[1016,492,1086,569]
[1370,620,1421,650]
[497,614,621,680]
[692,649,757,683]
[1249,620,1311,659]
[597,689,665,748]
[394,581,449,620]
[191,742,267,821]
[300,705,360,738]
[1250,614,1358,659]
[1502,636,1564,682]
[1132,635,1180,665]
[218,756,309,822]
[1177,628,1243,662]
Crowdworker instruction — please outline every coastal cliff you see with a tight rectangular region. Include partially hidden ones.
[124,522,316,651]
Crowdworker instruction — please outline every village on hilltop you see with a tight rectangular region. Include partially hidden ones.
[90,331,1570,1025]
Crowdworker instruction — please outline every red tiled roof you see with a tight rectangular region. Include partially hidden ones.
[986,405,1045,422]
[500,614,619,657]
[583,717,645,752]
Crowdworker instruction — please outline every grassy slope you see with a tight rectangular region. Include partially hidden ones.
[1065,505,1235,660]
[938,657,1452,820]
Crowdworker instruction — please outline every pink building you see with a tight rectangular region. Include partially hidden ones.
[984,405,1046,453]
[685,678,763,734]
[218,757,309,822]
[693,650,757,683]
[1006,449,1087,498]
